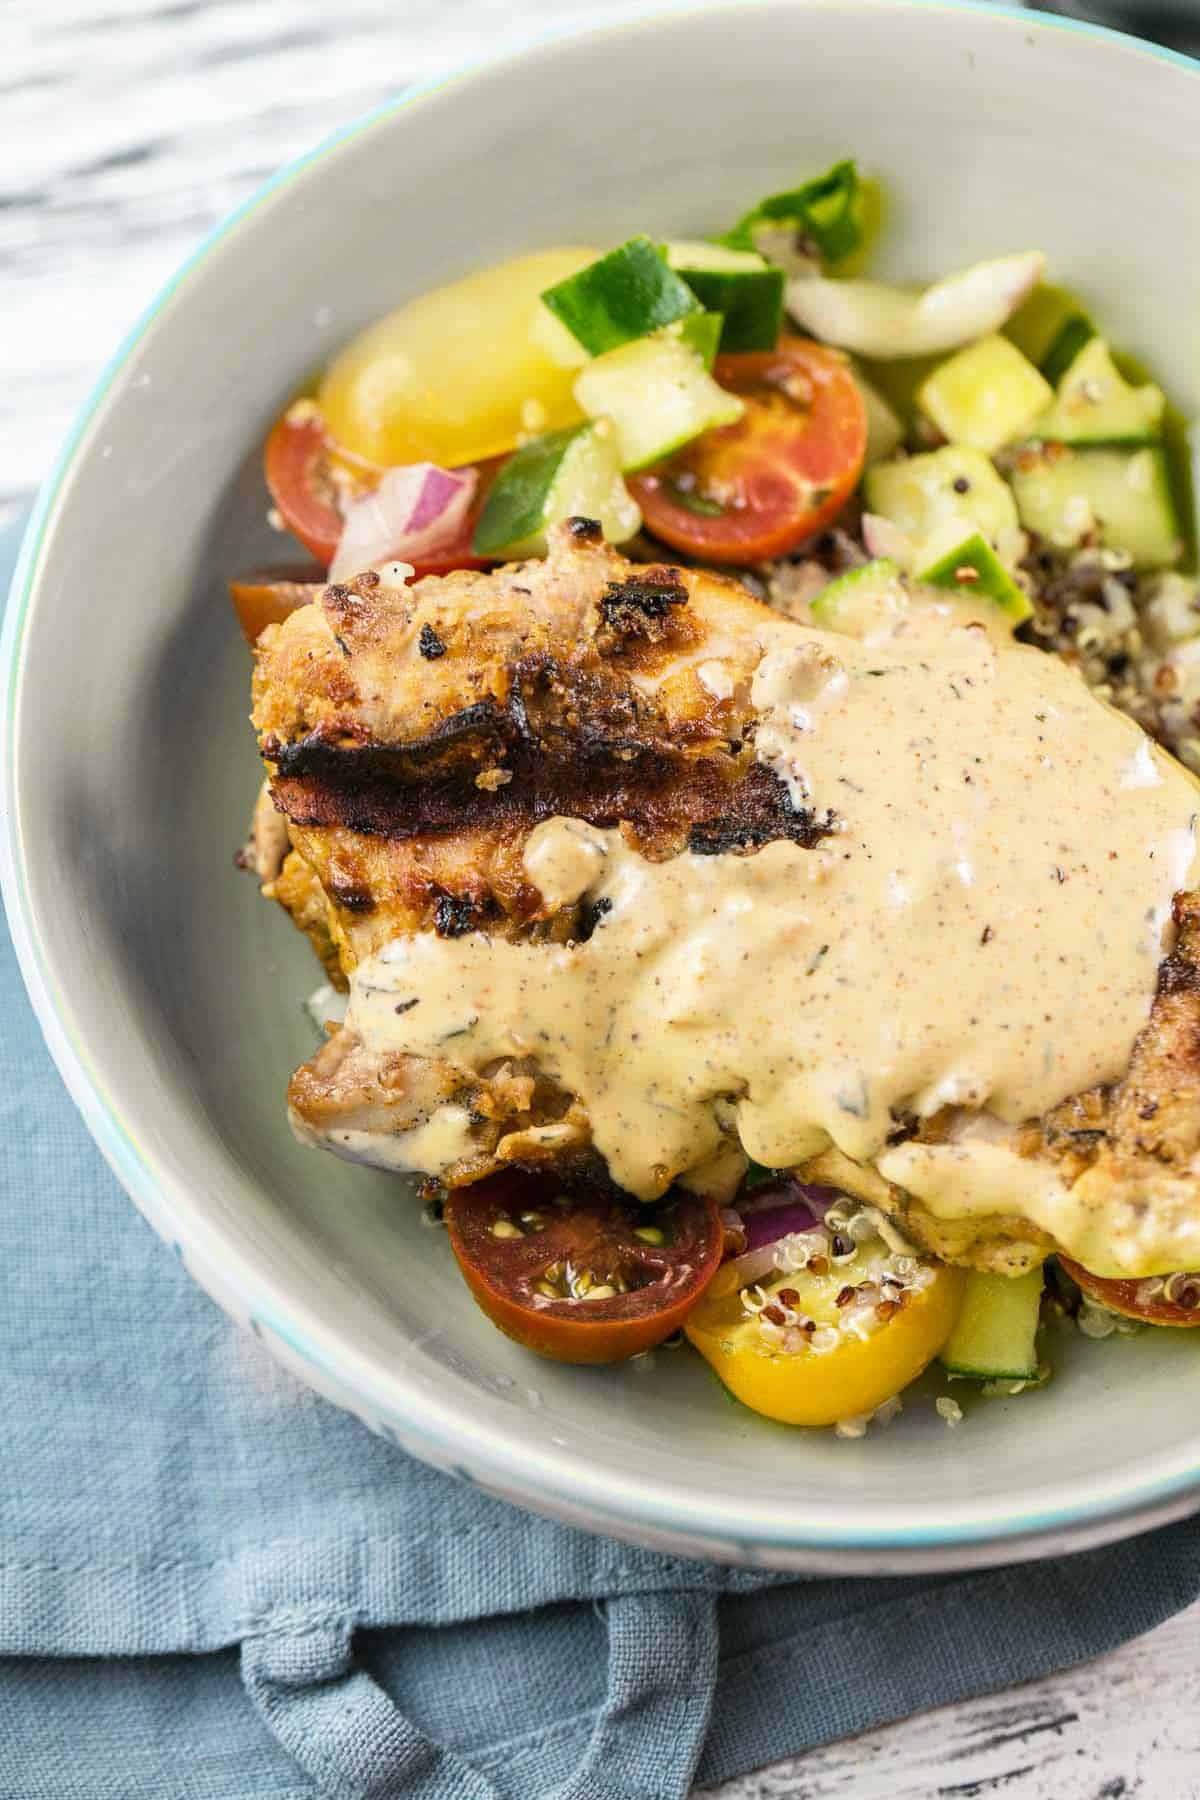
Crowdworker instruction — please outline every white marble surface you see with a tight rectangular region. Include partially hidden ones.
[6,1,1199,1794]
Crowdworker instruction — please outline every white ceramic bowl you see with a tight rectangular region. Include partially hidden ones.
[7,0,1200,1573]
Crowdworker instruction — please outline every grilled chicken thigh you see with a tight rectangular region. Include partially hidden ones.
[251,521,1200,1280]
[255,518,820,1192]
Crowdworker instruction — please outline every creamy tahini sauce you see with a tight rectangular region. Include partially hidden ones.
[346,603,1199,1246]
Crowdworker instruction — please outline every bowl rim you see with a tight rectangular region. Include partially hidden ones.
[6,0,1200,1568]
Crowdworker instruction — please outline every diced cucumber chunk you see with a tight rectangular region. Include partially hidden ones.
[940,1268,1044,1381]
[1004,282,1095,376]
[1033,337,1165,446]
[472,421,640,557]
[1010,443,1182,570]
[574,328,744,472]
[917,334,1052,455]
[810,558,904,635]
[677,310,723,371]
[664,241,783,352]
[918,531,1032,623]
[664,240,767,275]
[541,236,700,357]
[864,445,1024,565]
[686,269,783,353]
[852,367,904,465]
[855,353,944,441]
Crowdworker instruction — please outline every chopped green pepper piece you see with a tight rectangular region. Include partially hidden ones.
[719,159,864,265]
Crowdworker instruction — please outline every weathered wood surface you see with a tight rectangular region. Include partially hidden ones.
[703,1598,1200,1797]
[7,2,1198,1793]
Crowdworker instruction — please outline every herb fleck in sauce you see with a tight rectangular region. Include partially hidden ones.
[346,598,1199,1259]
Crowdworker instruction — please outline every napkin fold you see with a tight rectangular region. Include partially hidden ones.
[4,449,1200,1800]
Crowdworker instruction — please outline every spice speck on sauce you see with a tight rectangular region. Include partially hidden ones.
[342,590,1199,1266]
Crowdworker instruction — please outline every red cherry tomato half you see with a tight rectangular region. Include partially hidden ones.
[630,338,867,564]
[263,405,500,578]
[264,408,346,564]
[444,1172,724,1364]
[1059,1257,1200,1327]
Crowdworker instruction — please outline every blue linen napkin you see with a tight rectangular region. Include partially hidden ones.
[4,465,1200,1800]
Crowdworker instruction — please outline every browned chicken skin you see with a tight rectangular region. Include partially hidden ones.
[250,522,1200,1276]
[254,519,824,1191]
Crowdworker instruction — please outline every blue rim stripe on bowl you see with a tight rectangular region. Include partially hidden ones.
[5,0,1200,1561]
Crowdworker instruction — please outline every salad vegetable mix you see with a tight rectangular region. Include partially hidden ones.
[238,160,1200,1432]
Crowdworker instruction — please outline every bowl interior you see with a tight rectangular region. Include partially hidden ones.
[9,0,1200,1568]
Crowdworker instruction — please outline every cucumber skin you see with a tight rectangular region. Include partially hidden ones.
[677,311,723,371]
[810,558,901,628]
[1034,338,1164,447]
[541,237,700,356]
[940,1267,1044,1381]
[919,532,1031,623]
[473,422,639,558]
[472,425,583,555]
[1041,314,1095,386]
[812,541,1028,633]
[675,266,784,353]
[1004,282,1094,371]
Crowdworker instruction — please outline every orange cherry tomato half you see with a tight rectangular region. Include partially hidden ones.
[630,338,867,563]
[264,405,501,578]
[444,1172,724,1364]
[1059,1257,1200,1327]
[228,562,326,645]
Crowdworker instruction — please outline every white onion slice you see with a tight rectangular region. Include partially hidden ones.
[329,463,477,580]
[786,252,1045,360]
[709,1230,831,1299]
[748,220,823,280]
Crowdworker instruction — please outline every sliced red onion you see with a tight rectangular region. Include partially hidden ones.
[861,511,914,565]
[706,1179,845,1295]
[329,462,476,580]
[739,1179,841,1250]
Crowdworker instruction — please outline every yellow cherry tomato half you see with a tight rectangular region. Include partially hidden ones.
[318,247,597,469]
[685,1244,965,1427]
